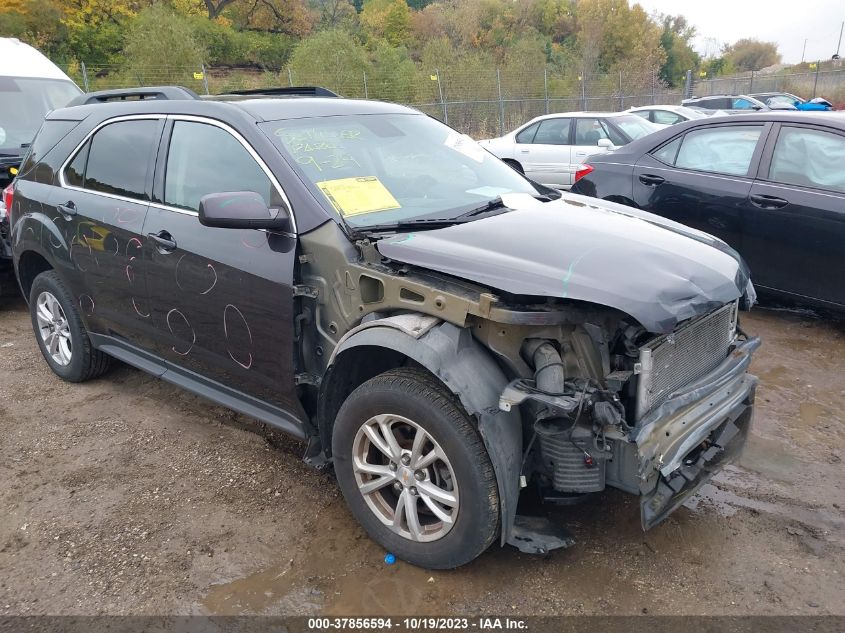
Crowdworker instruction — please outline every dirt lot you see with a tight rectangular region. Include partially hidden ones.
[0,295,843,616]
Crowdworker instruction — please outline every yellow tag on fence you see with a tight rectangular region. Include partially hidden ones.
[193,72,204,80]
[316,177,401,217]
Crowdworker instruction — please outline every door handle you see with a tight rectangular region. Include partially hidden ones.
[57,201,77,218]
[147,230,177,252]
[519,149,530,154]
[749,194,788,209]
[638,174,665,186]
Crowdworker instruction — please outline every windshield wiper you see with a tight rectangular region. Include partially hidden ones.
[359,197,511,233]
[452,196,508,219]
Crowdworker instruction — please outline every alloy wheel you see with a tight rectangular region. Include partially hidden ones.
[352,413,459,543]
[35,291,72,366]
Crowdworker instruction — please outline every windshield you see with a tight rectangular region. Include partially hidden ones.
[0,77,81,154]
[261,114,540,228]
[765,95,800,107]
[612,115,660,140]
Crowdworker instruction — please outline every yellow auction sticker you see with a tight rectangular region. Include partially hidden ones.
[316,176,401,217]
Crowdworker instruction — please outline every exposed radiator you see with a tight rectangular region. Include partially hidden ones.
[635,301,738,421]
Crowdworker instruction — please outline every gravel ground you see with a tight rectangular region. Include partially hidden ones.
[0,295,843,616]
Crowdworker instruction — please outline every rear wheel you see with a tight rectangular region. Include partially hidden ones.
[332,367,499,569]
[29,271,111,382]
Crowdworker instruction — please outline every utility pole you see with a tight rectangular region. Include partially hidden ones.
[802,38,808,62]
[836,21,843,57]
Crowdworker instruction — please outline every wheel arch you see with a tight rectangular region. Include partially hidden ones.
[319,314,523,546]
[603,194,639,208]
[17,249,54,302]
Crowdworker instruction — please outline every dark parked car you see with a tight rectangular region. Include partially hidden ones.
[571,111,845,310]
[8,86,759,569]
[682,94,789,112]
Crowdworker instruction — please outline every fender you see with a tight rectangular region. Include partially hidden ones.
[326,315,523,545]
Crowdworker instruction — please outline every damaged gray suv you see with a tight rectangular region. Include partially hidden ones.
[9,87,759,569]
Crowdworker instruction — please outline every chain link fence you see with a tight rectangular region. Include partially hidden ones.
[62,62,844,139]
[693,65,845,103]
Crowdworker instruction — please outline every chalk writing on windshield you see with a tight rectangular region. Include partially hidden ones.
[274,127,362,172]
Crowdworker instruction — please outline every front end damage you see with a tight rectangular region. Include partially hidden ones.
[498,302,759,550]
[299,198,761,556]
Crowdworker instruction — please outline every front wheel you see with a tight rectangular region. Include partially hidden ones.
[332,368,499,569]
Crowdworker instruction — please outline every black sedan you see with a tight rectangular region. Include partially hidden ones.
[571,112,845,311]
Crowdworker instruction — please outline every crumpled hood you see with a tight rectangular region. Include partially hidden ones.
[377,193,753,333]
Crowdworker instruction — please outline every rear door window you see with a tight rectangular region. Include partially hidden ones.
[533,119,571,145]
[66,119,160,200]
[673,125,763,176]
[768,126,845,192]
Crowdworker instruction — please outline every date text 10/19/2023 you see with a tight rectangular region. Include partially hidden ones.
[307,617,529,630]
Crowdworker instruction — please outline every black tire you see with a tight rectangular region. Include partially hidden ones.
[332,367,499,569]
[29,270,111,382]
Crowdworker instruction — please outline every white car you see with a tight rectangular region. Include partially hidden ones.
[627,104,709,126]
[0,38,82,181]
[478,112,661,189]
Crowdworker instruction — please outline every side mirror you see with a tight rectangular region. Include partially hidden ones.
[597,138,614,149]
[198,191,292,231]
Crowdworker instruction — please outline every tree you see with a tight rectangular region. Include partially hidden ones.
[309,0,357,29]
[230,0,314,35]
[122,4,207,81]
[576,0,665,75]
[658,14,700,87]
[360,0,410,47]
[288,28,369,95]
[723,38,780,72]
[202,0,241,19]
[0,0,66,58]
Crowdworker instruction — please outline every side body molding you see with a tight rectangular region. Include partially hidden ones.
[327,315,523,545]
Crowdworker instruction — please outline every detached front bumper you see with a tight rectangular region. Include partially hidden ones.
[634,336,760,529]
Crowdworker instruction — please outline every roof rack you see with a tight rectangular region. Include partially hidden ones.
[217,86,340,98]
[67,86,200,107]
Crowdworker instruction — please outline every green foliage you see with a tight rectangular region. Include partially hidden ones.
[576,0,665,74]
[723,38,781,72]
[700,55,736,78]
[288,28,370,94]
[361,0,410,47]
[122,4,206,80]
[658,15,700,87]
[368,42,416,100]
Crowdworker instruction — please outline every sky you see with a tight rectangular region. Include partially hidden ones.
[634,0,844,64]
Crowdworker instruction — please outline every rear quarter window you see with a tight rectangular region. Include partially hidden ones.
[18,119,80,179]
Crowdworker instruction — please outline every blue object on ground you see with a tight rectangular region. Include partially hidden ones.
[384,553,396,565]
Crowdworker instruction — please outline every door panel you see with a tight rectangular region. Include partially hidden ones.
[143,118,299,410]
[744,125,845,305]
[633,124,767,255]
[143,207,298,408]
[632,155,751,251]
[520,118,571,187]
[50,117,162,349]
